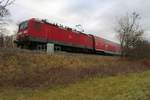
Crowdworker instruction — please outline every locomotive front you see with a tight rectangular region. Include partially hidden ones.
[14,20,30,48]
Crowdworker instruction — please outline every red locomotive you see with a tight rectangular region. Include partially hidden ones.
[15,18,121,55]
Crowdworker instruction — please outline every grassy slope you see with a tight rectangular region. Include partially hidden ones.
[0,71,150,100]
[0,49,150,100]
[0,49,150,87]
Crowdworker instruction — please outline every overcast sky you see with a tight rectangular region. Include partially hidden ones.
[8,0,150,42]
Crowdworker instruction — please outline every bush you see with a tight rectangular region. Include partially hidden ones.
[127,40,150,59]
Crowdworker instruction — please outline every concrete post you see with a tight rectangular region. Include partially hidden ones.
[47,43,54,54]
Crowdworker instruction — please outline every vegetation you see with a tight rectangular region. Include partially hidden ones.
[127,40,150,58]
[0,43,149,100]
[0,0,15,17]
[0,0,15,48]
[116,12,150,58]
[0,70,150,100]
[0,48,150,88]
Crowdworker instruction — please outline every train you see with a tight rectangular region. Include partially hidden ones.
[14,18,121,55]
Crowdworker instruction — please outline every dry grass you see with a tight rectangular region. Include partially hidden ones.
[0,48,150,88]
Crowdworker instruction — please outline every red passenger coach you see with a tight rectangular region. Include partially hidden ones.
[94,36,121,55]
[15,18,121,55]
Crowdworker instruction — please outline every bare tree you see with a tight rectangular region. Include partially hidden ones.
[0,0,15,47]
[0,0,15,17]
[116,12,144,57]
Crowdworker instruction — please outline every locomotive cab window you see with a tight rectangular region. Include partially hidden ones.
[19,21,28,30]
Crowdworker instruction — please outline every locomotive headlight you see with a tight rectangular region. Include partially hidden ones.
[24,30,28,34]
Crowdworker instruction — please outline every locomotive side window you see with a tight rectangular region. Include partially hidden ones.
[19,21,28,30]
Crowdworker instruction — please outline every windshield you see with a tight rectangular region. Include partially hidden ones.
[19,21,28,30]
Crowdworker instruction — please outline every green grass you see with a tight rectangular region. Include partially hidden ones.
[0,71,150,100]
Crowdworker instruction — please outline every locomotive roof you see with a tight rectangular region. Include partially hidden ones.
[31,18,87,35]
